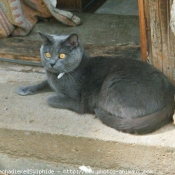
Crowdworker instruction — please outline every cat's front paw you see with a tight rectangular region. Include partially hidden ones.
[17,86,34,96]
[47,95,59,108]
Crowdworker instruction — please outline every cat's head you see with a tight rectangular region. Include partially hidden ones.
[39,32,83,74]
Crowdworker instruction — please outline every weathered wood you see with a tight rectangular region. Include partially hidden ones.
[169,0,175,60]
[167,1,175,82]
[56,0,91,12]
[0,38,41,62]
[142,0,175,84]
[56,0,107,12]
[149,0,163,70]
[57,0,82,11]
[159,0,170,78]
[138,0,147,61]
[0,38,141,64]
[143,0,152,62]
[85,45,140,59]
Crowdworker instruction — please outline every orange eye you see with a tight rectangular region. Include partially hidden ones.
[45,52,51,58]
[59,53,66,59]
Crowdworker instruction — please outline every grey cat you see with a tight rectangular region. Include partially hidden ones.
[17,32,175,134]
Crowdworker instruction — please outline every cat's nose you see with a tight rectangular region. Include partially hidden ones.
[50,63,55,67]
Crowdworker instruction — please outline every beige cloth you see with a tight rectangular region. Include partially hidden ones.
[0,0,81,38]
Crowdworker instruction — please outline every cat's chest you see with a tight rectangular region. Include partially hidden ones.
[46,71,81,98]
[46,72,64,91]
[47,74,58,91]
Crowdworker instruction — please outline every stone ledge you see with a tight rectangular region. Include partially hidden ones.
[0,64,175,174]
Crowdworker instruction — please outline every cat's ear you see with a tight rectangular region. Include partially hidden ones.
[38,32,53,45]
[63,34,79,49]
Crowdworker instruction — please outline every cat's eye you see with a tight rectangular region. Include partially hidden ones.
[45,52,51,58]
[59,53,66,59]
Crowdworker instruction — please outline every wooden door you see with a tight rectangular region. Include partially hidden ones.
[56,0,92,12]
[138,0,175,84]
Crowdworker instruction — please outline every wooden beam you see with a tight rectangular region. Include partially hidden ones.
[149,0,171,79]
[56,0,82,12]
[0,38,141,64]
[167,0,175,83]
[138,0,175,84]
[138,0,147,61]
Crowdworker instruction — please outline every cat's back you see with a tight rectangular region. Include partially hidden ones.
[89,56,174,93]
[82,56,174,114]
[78,56,175,100]
[85,56,162,79]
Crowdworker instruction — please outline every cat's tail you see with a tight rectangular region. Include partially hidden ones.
[94,105,174,134]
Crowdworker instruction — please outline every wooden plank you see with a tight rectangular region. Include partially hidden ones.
[169,0,175,60]
[82,0,108,13]
[168,0,175,83]
[86,45,141,60]
[143,0,152,63]
[149,0,163,70]
[56,0,93,12]
[145,0,175,84]
[56,0,108,13]
[56,0,82,11]
[159,0,170,79]
[138,0,147,61]
[0,38,41,62]
[0,38,140,64]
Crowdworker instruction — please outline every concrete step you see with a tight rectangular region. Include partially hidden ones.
[0,153,81,175]
[0,153,150,175]
[22,13,140,46]
[96,0,138,16]
[0,62,175,175]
